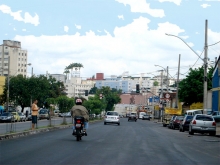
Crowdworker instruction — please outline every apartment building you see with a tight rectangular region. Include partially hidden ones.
[65,76,95,98]
[0,40,29,77]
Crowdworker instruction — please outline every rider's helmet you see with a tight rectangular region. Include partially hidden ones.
[75,98,82,105]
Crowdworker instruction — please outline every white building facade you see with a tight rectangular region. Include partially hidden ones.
[0,40,29,77]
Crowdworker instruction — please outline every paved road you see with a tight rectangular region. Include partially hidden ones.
[0,117,73,134]
[1,118,220,165]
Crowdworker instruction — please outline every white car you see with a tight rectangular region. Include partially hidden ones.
[18,112,26,122]
[189,114,216,136]
[104,111,120,126]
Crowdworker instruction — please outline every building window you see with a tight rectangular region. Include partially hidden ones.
[4,52,9,55]
[19,58,20,61]
[5,47,8,49]
[24,69,26,72]
[21,69,23,72]
[22,53,23,56]
[18,69,20,72]
[4,58,8,61]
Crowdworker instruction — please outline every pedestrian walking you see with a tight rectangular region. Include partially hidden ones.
[31,99,39,130]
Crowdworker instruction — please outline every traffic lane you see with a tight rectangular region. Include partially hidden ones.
[0,117,73,134]
[0,119,220,165]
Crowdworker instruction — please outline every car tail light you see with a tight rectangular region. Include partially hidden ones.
[192,120,196,124]
[212,122,216,126]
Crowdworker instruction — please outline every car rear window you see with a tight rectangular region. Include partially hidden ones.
[107,112,118,116]
[196,115,213,121]
[186,116,193,119]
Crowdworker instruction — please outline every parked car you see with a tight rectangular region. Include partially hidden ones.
[27,113,39,121]
[59,112,71,117]
[104,111,120,125]
[11,112,20,122]
[189,114,216,136]
[171,116,184,129]
[168,115,176,129]
[212,111,220,122]
[0,112,14,122]
[18,112,26,122]
[54,110,60,116]
[179,115,193,132]
[128,114,137,122]
[38,109,50,120]
[142,114,150,120]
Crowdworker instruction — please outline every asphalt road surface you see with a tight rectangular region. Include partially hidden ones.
[0,118,220,165]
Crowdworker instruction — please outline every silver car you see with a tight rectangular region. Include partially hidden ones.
[189,114,216,136]
[104,111,120,126]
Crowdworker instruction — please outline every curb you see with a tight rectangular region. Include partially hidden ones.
[0,119,103,141]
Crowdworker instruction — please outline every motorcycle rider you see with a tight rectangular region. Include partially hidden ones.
[71,98,89,136]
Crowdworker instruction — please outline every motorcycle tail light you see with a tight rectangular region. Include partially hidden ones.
[76,120,81,123]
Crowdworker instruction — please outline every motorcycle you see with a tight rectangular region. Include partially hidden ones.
[74,116,85,141]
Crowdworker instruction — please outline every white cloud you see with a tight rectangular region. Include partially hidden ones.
[13,17,219,79]
[13,28,16,31]
[0,4,40,26]
[118,15,124,20]
[115,0,165,18]
[64,26,69,32]
[22,29,26,31]
[75,24,81,29]
[201,4,211,8]
[159,0,182,5]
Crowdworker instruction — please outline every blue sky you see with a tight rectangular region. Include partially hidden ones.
[0,0,220,79]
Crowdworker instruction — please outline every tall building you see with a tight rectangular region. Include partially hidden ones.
[0,40,29,77]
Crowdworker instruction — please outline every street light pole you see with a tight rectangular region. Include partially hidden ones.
[166,20,209,113]
[203,20,208,113]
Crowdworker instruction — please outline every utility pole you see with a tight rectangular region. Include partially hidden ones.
[166,66,169,107]
[159,70,164,122]
[176,54,181,108]
[203,19,208,114]
[7,56,10,112]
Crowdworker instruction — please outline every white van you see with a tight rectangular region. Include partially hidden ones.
[138,112,146,119]
[186,109,203,116]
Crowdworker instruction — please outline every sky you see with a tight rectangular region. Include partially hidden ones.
[0,0,220,80]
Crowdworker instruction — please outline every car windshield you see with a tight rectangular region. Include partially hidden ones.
[107,112,118,116]
[39,110,48,114]
[18,113,22,115]
[2,113,11,116]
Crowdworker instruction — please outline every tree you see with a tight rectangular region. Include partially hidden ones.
[96,86,121,111]
[55,96,74,113]
[153,81,159,86]
[178,66,214,105]
[83,96,103,115]
[89,86,97,94]
[0,74,66,112]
